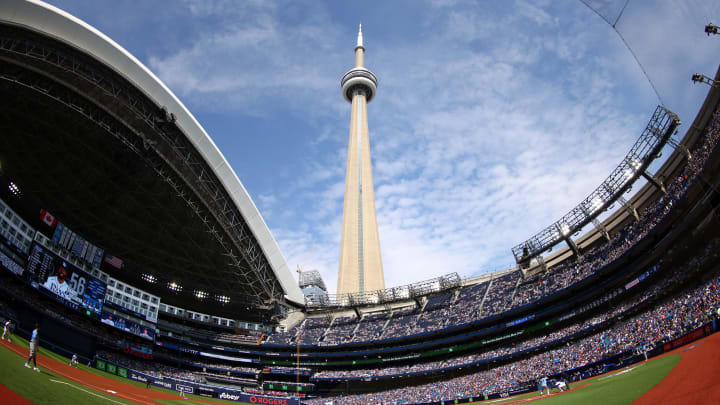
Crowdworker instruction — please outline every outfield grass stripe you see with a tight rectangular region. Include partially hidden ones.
[0,382,34,405]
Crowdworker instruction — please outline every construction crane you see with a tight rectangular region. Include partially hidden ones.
[295,248,313,282]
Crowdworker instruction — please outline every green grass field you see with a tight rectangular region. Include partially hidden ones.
[0,334,682,405]
[0,337,134,404]
[463,354,681,405]
[0,335,239,404]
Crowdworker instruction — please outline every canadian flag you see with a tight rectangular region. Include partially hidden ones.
[40,209,57,229]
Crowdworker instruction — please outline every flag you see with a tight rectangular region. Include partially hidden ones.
[40,209,57,229]
[104,253,124,269]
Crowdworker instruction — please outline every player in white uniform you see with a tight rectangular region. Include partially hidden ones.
[2,320,12,341]
[556,379,568,392]
[43,266,77,302]
[70,354,79,366]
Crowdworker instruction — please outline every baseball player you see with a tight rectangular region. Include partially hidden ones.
[2,320,12,341]
[70,353,79,367]
[42,266,77,302]
[540,376,550,395]
[24,325,40,372]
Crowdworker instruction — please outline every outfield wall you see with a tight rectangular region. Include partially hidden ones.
[95,358,300,405]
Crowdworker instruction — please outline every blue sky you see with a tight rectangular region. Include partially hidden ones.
[45,0,720,294]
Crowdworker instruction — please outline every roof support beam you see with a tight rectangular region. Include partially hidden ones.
[640,170,666,193]
[616,195,639,222]
[555,224,580,257]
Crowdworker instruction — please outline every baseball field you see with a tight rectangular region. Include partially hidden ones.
[1,331,719,405]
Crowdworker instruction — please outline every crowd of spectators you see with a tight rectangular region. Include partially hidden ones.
[351,312,389,342]
[192,361,259,375]
[199,371,257,386]
[305,268,720,404]
[297,317,332,345]
[320,315,357,345]
[311,235,720,381]
[160,323,260,346]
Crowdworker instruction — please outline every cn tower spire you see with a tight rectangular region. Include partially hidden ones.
[356,23,364,51]
[337,25,385,295]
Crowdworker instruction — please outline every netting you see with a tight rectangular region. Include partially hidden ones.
[580,0,720,113]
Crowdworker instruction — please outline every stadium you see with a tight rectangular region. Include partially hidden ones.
[1,0,720,404]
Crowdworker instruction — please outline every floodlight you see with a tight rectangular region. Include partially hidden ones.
[706,23,719,36]
[624,168,634,180]
[692,73,716,87]
[8,181,21,196]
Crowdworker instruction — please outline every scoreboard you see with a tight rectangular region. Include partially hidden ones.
[51,222,104,269]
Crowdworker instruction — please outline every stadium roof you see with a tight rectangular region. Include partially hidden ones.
[0,0,303,321]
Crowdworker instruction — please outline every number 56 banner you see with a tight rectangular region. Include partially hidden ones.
[26,242,106,317]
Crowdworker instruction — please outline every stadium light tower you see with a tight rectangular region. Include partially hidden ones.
[336,24,386,295]
[692,73,717,87]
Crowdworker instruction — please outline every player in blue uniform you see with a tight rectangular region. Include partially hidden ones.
[540,376,549,395]
[24,326,40,372]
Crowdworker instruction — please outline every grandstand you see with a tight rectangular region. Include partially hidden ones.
[1,1,720,404]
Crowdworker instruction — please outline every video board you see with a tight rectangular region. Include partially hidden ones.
[25,242,106,318]
[51,222,104,269]
[101,308,155,341]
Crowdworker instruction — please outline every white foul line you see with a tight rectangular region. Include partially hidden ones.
[50,379,128,405]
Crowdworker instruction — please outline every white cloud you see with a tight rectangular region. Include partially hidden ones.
[117,0,717,295]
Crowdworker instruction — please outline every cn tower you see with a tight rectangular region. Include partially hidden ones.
[336,24,385,295]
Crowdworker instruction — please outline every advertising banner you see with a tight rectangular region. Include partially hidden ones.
[662,324,711,352]
[115,364,298,404]
[121,342,153,359]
